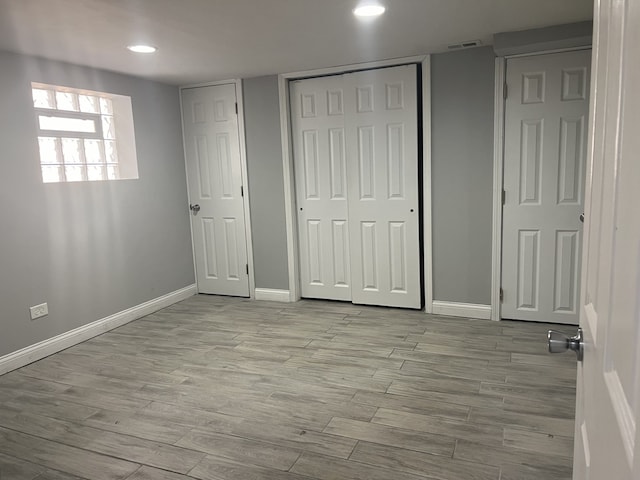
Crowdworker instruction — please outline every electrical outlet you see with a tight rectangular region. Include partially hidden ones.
[30,302,48,320]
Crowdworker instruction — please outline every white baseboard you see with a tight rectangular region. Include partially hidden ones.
[254,288,292,302]
[431,301,492,320]
[0,284,197,376]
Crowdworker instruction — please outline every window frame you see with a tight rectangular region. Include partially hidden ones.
[31,82,138,184]
[35,108,104,140]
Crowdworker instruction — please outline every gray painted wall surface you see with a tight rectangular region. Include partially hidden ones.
[241,56,497,302]
[0,50,194,357]
[493,21,593,57]
[431,47,495,305]
[242,76,289,290]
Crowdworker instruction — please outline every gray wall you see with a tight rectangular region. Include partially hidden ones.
[241,54,497,303]
[431,46,495,305]
[242,76,289,290]
[494,21,592,56]
[0,50,195,357]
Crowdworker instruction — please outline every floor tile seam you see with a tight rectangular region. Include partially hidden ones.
[0,424,148,474]
[190,414,336,441]
[0,450,70,479]
[2,412,203,459]
[368,418,507,446]
[348,399,472,422]
[179,424,359,462]
[127,464,201,480]
[3,392,153,423]
[321,418,458,457]
[498,430,575,459]
[122,465,144,480]
[498,423,575,439]
[364,388,497,409]
[15,372,188,401]
[9,372,81,395]
[380,367,507,385]
[333,445,457,479]
[183,453,266,479]
[387,378,484,395]
[372,407,509,429]
[59,392,155,414]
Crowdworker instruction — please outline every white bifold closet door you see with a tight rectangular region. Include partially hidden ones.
[345,66,420,308]
[291,64,420,309]
[291,75,351,301]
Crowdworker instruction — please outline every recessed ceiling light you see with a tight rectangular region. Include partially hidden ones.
[126,45,157,54]
[353,4,386,17]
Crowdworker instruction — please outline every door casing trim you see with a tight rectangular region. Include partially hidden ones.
[491,58,506,322]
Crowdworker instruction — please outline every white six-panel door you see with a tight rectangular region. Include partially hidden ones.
[573,0,640,476]
[291,65,420,309]
[345,65,420,309]
[502,50,591,324]
[182,84,250,297]
[291,76,351,301]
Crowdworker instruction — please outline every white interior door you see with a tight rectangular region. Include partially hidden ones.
[182,84,250,297]
[291,76,351,301]
[572,0,640,477]
[502,50,591,323]
[345,65,420,309]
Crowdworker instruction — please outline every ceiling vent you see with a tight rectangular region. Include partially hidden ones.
[447,40,482,50]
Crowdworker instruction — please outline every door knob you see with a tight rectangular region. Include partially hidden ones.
[189,204,201,213]
[579,213,585,223]
[547,328,583,361]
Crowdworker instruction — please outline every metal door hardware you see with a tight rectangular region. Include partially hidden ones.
[548,328,584,361]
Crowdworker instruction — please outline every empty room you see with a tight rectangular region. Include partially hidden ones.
[0,0,638,479]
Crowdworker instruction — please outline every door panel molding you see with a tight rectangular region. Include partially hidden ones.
[279,55,432,310]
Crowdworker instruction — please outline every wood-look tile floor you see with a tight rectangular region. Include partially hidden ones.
[0,295,578,480]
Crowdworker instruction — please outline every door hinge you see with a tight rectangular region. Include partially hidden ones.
[241,185,244,197]
[502,189,506,205]
[500,288,504,302]
[503,82,508,100]
[235,102,238,114]
[246,264,249,275]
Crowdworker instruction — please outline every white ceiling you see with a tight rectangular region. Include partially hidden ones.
[0,0,594,86]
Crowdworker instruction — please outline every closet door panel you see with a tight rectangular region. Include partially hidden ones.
[291,77,351,300]
[291,65,421,309]
[345,65,421,308]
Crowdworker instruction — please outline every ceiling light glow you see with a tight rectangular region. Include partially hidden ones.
[353,4,386,17]
[127,45,157,54]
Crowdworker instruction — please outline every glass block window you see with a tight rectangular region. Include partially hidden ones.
[32,83,139,183]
